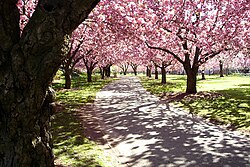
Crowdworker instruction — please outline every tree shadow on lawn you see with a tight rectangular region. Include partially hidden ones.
[169,84,250,132]
[93,77,250,167]
[51,104,108,167]
[51,76,116,166]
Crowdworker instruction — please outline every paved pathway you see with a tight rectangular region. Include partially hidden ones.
[89,76,250,167]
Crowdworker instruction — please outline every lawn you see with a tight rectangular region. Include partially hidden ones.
[51,72,117,167]
[139,74,250,132]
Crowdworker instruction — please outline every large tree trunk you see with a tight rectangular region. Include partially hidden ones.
[185,67,198,94]
[161,66,166,84]
[0,0,99,166]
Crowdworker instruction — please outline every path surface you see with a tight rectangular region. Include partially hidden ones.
[86,76,250,167]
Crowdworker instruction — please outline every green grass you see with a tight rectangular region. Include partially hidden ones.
[139,75,186,96]
[51,72,117,167]
[140,74,250,132]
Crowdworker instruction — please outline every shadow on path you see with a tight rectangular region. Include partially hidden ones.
[85,76,250,167]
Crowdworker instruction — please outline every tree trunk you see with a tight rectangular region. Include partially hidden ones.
[105,65,111,77]
[0,70,56,167]
[133,69,137,76]
[87,69,92,82]
[0,0,99,166]
[107,66,111,77]
[219,60,224,77]
[201,70,206,80]
[148,67,152,78]
[226,65,229,76]
[100,67,105,79]
[161,66,166,84]
[104,67,108,77]
[64,69,72,89]
[154,65,158,79]
[146,67,149,77]
[132,66,137,76]
[185,67,198,94]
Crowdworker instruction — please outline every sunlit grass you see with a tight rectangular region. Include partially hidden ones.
[139,75,186,96]
[51,72,117,167]
[140,74,250,132]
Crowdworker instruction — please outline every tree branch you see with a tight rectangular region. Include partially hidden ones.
[145,42,184,64]
[199,50,223,64]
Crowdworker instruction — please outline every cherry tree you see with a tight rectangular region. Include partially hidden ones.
[98,45,117,78]
[115,39,139,75]
[144,0,250,93]
[61,24,90,88]
[129,43,146,76]
[0,0,98,166]
[98,0,249,93]
[63,6,120,84]
[151,51,176,84]
[74,22,101,82]
[16,0,38,32]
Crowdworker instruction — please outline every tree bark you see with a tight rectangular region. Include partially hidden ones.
[161,66,167,84]
[87,69,92,82]
[131,64,138,76]
[219,60,224,77]
[185,66,198,94]
[65,71,72,89]
[133,69,137,75]
[225,66,229,76]
[105,64,111,77]
[100,67,105,79]
[183,44,200,94]
[0,0,99,166]
[64,68,72,89]
[146,67,149,77]
[154,64,158,79]
[148,66,152,78]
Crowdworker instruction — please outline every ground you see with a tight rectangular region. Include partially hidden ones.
[75,76,250,167]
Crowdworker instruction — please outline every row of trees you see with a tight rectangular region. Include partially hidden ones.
[60,0,250,94]
[0,0,249,166]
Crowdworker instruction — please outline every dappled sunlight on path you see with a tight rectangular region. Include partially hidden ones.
[91,76,250,167]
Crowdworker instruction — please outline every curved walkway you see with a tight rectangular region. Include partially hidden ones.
[89,76,250,167]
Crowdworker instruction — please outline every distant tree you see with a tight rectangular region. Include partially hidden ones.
[119,62,129,75]
[62,25,87,89]
[130,62,138,75]
[153,62,159,79]
[144,0,249,93]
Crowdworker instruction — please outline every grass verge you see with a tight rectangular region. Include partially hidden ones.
[51,72,117,167]
[139,74,250,132]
